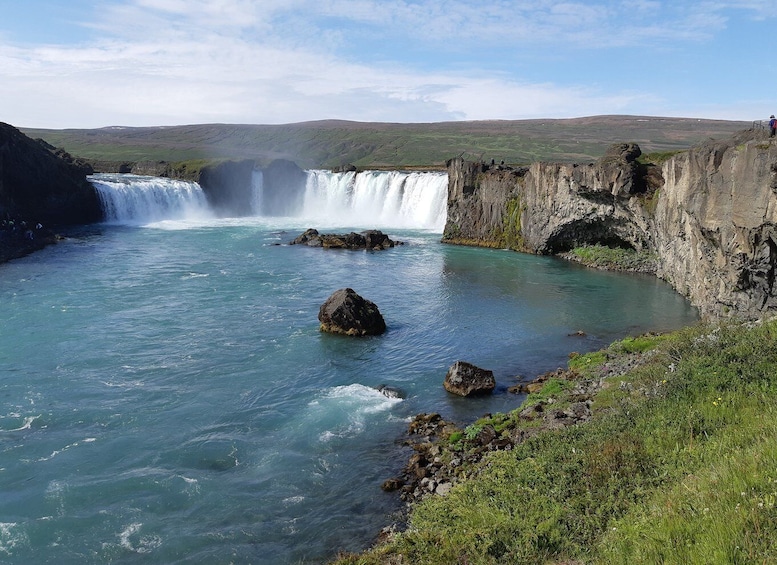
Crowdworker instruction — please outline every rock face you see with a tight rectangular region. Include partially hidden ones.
[318,288,387,336]
[290,228,400,250]
[443,361,495,396]
[0,122,101,225]
[443,129,777,319]
[197,159,257,217]
[260,159,308,216]
[192,158,308,218]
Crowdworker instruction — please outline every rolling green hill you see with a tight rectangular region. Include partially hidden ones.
[21,115,753,170]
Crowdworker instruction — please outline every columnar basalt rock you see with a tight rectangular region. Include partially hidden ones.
[443,130,777,319]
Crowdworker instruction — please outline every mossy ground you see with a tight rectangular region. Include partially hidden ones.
[334,319,777,564]
[563,244,659,273]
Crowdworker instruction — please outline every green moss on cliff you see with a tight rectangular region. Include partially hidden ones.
[168,159,218,180]
[501,196,525,250]
[640,187,661,216]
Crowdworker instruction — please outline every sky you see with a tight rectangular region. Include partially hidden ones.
[1,0,776,129]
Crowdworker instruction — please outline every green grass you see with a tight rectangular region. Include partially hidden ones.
[21,116,748,170]
[334,319,777,564]
[566,244,659,272]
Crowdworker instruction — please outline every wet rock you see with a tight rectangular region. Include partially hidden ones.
[443,361,495,396]
[290,228,401,250]
[381,478,404,492]
[318,288,386,336]
[377,384,405,399]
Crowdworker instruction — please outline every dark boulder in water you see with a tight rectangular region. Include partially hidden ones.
[290,228,401,250]
[377,384,405,399]
[444,361,495,396]
[318,288,386,336]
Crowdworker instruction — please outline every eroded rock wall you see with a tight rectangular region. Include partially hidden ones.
[443,131,777,319]
[653,134,777,317]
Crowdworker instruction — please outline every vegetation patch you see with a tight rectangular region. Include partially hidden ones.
[500,196,525,250]
[563,244,658,273]
[334,318,777,564]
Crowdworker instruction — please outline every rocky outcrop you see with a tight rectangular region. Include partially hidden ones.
[260,159,308,216]
[443,129,777,319]
[197,159,257,216]
[196,158,307,217]
[443,361,495,396]
[0,122,101,225]
[290,228,401,250]
[318,288,387,336]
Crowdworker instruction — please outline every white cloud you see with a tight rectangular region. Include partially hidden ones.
[1,0,774,127]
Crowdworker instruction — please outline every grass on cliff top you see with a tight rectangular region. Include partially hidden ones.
[334,319,777,564]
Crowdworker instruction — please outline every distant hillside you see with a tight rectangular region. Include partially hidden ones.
[21,116,753,170]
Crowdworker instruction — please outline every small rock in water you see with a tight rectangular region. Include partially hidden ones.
[443,360,495,396]
[377,384,405,399]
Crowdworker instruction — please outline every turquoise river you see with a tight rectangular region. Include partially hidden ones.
[0,172,698,564]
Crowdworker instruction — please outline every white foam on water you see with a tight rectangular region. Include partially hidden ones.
[36,438,96,462]
[309,383,403,441]
[2,415,39,432]
[117,522,162,554]
[0,522,28,556]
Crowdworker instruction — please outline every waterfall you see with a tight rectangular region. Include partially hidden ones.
[298,170,448,231]
[90,169,449,231]
[250,169,264,216]
[90,174,213,224]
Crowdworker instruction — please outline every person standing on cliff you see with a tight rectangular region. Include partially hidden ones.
[770,115,776,137]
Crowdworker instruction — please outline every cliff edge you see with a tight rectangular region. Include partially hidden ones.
[443,129,777,319]
[0,122,101,226]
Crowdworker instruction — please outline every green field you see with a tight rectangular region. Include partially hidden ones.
[21,115,751,169]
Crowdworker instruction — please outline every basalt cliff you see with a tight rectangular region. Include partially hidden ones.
[443,129,777,320]
[0,122,102,225]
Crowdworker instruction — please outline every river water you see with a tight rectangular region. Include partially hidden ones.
[0,172,698,564]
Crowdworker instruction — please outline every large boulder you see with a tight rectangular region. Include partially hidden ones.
[318,288,386,336]
[444,361,495,396]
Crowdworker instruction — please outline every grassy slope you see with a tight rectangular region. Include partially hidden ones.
[336,320,777,564]
[21,115,750,169]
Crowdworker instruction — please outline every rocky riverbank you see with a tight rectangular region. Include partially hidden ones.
[378,345,653,535]
[0,216,60,264]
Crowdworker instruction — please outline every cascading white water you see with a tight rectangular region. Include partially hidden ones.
[90,170,449,230]
[301,170,448,231]
[250,169,264,216]
[90,174,213,224]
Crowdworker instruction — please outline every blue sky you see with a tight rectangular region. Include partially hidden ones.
[1,0,775,128]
